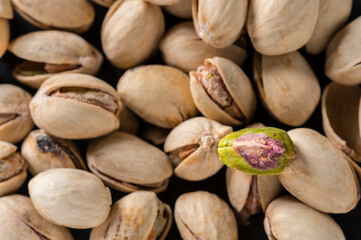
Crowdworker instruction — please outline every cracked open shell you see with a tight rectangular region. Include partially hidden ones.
[164,117,232,181]
[163,0,192,19]
[279,128,360,213]
[8,30,103,89]
[90,191,172,240]
[87,132,173,193]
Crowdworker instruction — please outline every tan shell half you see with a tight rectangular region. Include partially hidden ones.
[118,103,139,135]
[253,51,320,126]
[117,65,197,129]
[264,196,345,240]
[101,0,164,69]
[175,191,238,240]
[28,168,112,229]
[164,117,232,181]
[247,0,319,55]
[0,18,9,58]
[142,126,169,146]
[145,0,180,5]
[325,16,361,85]
[0,194,74,240]
[163,0,192,19]
[11,0,94,33]
[190,57,257,126]
[305,0,352,55]
[90,191,172,240]
[279,128,360,213]
[322,82,361,163]
[8,30,103,89]
[30,73,122,139]
[160,21,247,72]
[0,84,34,143]
[87,132,173,193]
[0,0,13,19]
[90,0,114,7]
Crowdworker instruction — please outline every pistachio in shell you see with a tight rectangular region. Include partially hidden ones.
[160,21,247,72]
[164,117,232,181]
[163,0,192,19]
[118,103,140,135]
[0,18,9,58]
[11,0,94,33]
[145,0,180,5]
[90,191,172,240]
[87,132,173,193]
[8,30,103,89]
[0,0,13,19]
[190,56,257,126]
[279,128,360,213]
[264,196,346,240]
[90,0,114,7]
[142,125,169,146]
[253,51,321,126]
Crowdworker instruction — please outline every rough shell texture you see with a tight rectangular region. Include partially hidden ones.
[90,191,172,240]
[117,65,197,129]
[0,0,13,19]
[145,0,180,5]
[101,0,164,69]
[163,0,192,19]
[254,51,320,126]
[247,0,319,55]
[0,194,74,240]
[279,128,360,213]
[11,0,94,33]
[264,196,345,240]
[28,168,111,229]
[175,191,238,240]
[0,19,9,58]
[160,22,247,72]
[325,16,361,85]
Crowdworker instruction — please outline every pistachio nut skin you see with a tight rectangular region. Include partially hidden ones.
[218,127,295,175]
[0,18,9,58]
[163,0,192,19]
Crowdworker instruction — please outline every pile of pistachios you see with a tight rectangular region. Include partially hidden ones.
[0,0,361,239]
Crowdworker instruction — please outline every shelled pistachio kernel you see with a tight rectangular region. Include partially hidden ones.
[218,127,295,175]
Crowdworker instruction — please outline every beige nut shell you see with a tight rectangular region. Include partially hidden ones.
[90,0,113,7]
[0,18,9,58]
[0,0,13,19]
[145,0,180,5]
[163,0,192,19]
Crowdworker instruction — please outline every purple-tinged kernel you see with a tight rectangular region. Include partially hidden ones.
[232,133,285,170]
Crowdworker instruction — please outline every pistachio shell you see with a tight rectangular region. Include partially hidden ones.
[160,21,247,72]
[101,0,164,69]
[0,0,12,19]
[254,51,320,126]
[11,0,94,33]
[0,18,9,58]
[264,196,345,240]
[322,82,361,162]
[87,132,173,193]
[90,0,114,7]
[145,0,180,5]
[117,65,197,129]
[142,126,169,146]
[247,0,319,55]
[175,191,238,240]
[90,191,172,240]
[0,140,16,159]
[258,174,283,212]
[28,168,112,229]
[279,128,360,213]
[118,103,139,135]
[163,0,192,19]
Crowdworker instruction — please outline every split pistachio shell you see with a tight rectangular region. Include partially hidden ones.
[160,22,247,72]
[0,195,74,240]
[87,132,173,193]
[118,104,139,134]
[0,18,9,58]
[279,128,360,213]
[247,0,319,55]
[305,0,352,55]
[21,129,86,175]
[90,191,172,240]
[101,0,165,69]
[164,117,232,181]
[28,168,112,229]
[254,51,320,126]
[0,84,34,143]
[11,0,94,33]
[325,16,361,85]
[192,0,247,48]
[175,191,238,240]
[8,30,103,89]
[145,0,180,5]
[190,57,257,126]
[322,83,361,162]
[163,0,192,19]
[90,0,114,7]
[30,73,122,139]
[117,65,197,129]
[264,196,345,240]
[0,0,13,19]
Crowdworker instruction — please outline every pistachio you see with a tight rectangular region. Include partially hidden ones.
[90,0,114,7]
[8,31,103,89]
[0,18,9,58]
[160,21,247,72]
[253,51,320,126]
[118,103,140,135]
[87,132,173,193]
[142,126,169,146]
[90,191,172,240]
[0,0,13,19]
[218,127,295,175]
[101,0,165,69]
[28,168,112,229]
[117,65,197,129]
[11,0,95,33]
[30,73,122,139]
[145,0,180,5]
[163,0,192,19]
